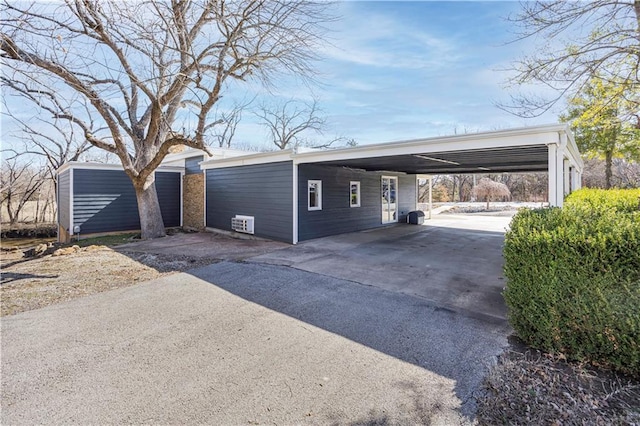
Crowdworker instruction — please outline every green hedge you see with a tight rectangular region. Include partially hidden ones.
[565,188,640,214]
[503,188,640,376]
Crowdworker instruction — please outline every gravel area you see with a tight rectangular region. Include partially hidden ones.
[0,245,215,317]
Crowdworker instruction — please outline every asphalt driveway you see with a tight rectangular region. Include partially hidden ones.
[2,213,514,424]
[1,260,510,424]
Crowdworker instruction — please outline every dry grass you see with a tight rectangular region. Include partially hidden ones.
[0,245,215,316]
[477,346,640,425]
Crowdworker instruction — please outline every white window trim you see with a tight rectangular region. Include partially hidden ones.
[350,181,361,208]
[308,180,322,211]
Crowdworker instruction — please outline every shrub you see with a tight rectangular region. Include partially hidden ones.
[503,189,640,376]
[565,187,640,213]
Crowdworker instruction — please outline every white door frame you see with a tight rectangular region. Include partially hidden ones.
[381,175,398,224]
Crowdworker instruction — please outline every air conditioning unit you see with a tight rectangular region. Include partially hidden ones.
[231,215,255,234]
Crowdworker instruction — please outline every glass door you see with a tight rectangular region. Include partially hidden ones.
[381,176,398,224]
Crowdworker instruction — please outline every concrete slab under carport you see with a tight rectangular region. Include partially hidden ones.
[250,213,513,323]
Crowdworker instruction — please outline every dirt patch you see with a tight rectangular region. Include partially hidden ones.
[476,346,640,425]
[0,246,215,317]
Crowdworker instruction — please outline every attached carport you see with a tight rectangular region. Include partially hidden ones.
[201,124,583,244]
[293,123,583,210]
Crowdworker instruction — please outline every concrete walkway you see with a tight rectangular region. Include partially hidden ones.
[1,261,510,425]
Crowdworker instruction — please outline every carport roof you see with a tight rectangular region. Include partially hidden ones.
[200,123,583,174]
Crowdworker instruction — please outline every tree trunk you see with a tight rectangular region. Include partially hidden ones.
[6,195,16,224]
[35,196,40,224]
[486,197,490,211]
[605,150,613,189]
[133,176,166,240]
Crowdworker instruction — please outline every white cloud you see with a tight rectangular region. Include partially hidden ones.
[319,6,460,70]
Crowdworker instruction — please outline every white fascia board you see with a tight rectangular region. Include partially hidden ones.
[156,166,186,173]
[200,150,294,169]
[212,147,257,158]
[562,128,584,170]
[57,161,184,174]
[293,130,563,165]
[198,124,573,170]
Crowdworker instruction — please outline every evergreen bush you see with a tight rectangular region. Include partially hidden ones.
[503,188,640,375]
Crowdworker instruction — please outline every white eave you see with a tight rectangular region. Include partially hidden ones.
[57,161,184,174]
[200,123,582,171]
[200,150,295,169]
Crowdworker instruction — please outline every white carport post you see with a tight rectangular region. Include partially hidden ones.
[548,143,558,206]
[548,133,568,207]
[548,151,566,206]
[428,175,433,219]
[569,163,583,193]
[556,133,568,207]
[563,158,571,196]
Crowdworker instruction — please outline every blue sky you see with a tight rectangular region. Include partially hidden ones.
[1,1,564,154]
[229,1,561,148]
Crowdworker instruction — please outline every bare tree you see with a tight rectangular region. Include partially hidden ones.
[472,178,511,210]
[2,100,94,183]
[504,1,640,119]
[310,135,357,150]
[212,107,242,148]
[255,99,325,150]
[1,0,331,238]
[0,159,47,224]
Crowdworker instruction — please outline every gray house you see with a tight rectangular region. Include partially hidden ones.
[57,124,584,244]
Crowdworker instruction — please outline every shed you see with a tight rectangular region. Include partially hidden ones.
[57,163,183,241]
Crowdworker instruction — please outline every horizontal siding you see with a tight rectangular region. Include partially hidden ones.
[298,164,417,241]
[58,170,71,231]
[73,169,181,234]
[185,155,204,175]
[156,172,181,227]
[206,161,293,243]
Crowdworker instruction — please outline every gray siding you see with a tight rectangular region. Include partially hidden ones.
[206,162,293,243]
[297,164,417,242]
[156,172,181,227]
[72,169,181,234]
[185,155,204,175]
[58,170,71,232]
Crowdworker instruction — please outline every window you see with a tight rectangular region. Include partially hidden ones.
[350,181,361,207]
[308,180,322,211]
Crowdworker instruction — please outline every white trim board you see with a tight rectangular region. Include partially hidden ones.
[199,124,579,171]
[57,161,185,174]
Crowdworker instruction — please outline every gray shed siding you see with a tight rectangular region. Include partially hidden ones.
[185,155,204,175]
[72,169,181,234]
[156,172,182,226]
[206,161,293,243]
[58,170,71,232]
[297,164,417,242]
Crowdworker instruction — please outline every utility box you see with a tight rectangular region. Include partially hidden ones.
[407,210,425,225]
